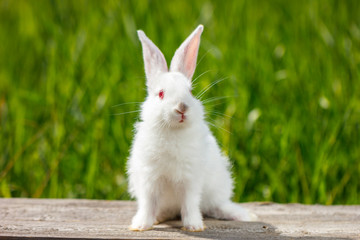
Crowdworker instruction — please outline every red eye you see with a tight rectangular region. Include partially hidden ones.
[159,90,164,100]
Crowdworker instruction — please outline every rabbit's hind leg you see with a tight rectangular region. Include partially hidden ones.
[204,202,257,222]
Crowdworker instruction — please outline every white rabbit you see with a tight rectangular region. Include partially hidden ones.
[127,25,256,232]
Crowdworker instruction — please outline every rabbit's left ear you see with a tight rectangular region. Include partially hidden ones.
[170,25,203,80]
[137,30,168,86]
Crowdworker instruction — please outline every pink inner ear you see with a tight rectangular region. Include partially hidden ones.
[137,30,168,84]
[185,37,200,78]
[170,26,203,80]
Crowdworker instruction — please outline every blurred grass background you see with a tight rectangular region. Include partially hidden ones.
[0,0,359,204]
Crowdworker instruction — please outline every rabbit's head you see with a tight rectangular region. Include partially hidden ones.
[137,25,204,129]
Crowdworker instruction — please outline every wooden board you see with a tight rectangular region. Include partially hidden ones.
[0,198,359,239]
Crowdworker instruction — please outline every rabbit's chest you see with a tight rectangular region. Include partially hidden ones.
[148,134,205,179]
[154,137,200,161]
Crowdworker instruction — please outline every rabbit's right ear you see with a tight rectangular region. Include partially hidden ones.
[137,30,168,87]
[170,25,203,81]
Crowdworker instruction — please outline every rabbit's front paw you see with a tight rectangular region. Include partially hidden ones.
[129,222,153,231]
[181,222,206,232]
[182,216,206,232]
[129,213,154,231]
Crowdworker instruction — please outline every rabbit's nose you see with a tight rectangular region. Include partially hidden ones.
[177,102,188,113]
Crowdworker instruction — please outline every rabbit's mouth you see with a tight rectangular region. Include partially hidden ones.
[175,110,186,123]
[179,114,186,123]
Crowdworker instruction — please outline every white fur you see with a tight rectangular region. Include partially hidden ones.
[127,25,256,232]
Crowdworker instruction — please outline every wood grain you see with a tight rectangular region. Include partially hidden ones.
[0,198,359,239]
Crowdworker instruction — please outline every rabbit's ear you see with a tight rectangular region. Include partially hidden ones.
[170,25,203,80]
[137,30,168,85]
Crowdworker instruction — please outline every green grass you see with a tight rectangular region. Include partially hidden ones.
[0,0,359,204]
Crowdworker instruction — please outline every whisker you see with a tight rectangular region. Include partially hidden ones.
[196,77,229,100]
[153,118,167,131]
[192,69,213,84]
[202,96,237,104]
[205,110,232,135]
[196,48,213,68]
[111,102,142,108]
[211,111,232,118]
[206,102,225,108]
[112,110,141,116]
[207,121,232,135]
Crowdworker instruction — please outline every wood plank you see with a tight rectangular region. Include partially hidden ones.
[0,198,359,239]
